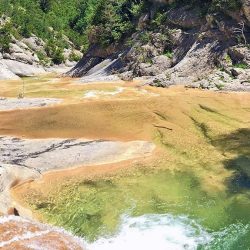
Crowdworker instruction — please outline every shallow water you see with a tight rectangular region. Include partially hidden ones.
[23,169,250,249]
[2,77,249,249]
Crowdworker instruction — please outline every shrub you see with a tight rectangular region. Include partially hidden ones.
[51,48,65,64]
[234,62,249,69]
[36,50,51,66]
[164,50,173,59]
[0,23,12,52]
[45,40,65,64]
[69,51,81,62]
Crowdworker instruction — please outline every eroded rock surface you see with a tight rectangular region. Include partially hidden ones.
[0,137,155,173]
[0,216,85,249]
[0,164,40,214]
[0,136,154,213]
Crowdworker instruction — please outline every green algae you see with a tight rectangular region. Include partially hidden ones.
[25,124,250,247]
[29,168,250,245]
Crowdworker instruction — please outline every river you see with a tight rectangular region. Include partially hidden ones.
[0,76,249,249]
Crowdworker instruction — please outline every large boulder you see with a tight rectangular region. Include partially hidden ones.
[0,61,20,80]
[2,59,45,77]
[22,35,45,52]
[152,55,172,70]
[9,43,23,54]
[6,42,40,64]
[135,63,158,76]
[10,52,34,65]
[134,55,172,76]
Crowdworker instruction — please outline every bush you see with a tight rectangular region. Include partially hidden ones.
[0,23,12,52]
[164,50,173,59]
[210,0,241,11]
[234,62,249,69]
[69,51,81,62]
[51,48,65,64]
[36,50,50,66]
[45,40,65,64]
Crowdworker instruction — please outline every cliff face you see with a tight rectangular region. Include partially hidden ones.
[68,0,250,91]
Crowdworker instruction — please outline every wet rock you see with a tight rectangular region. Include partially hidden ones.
[0,137,155,173]
[0,216,85,249]
[0,164,40,214]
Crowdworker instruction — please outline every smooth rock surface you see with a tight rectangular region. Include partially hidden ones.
[0,62,20,80]
[2,59,45,77]
[0,137,155,173]
[0,98,62,111]
[0,164,40,214]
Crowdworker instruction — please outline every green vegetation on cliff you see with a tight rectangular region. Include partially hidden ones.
[0,0,147,52]
[0,0,243,52]
[0,0,245,69]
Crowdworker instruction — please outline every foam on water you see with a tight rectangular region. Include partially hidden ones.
[86,214,212,250]
[83,87,124,98]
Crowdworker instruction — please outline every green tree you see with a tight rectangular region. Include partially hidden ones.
[0,23,12,52]
[39,0,52,13]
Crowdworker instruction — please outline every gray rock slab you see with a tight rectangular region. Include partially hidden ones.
[0,137,155,173]
[0,98,62,111]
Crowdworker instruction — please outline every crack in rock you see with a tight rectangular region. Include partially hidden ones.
[0,136,155,173]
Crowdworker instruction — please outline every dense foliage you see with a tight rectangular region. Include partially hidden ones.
[172,0,241,12]
[0,0,147,52]
[0,0,243,58]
